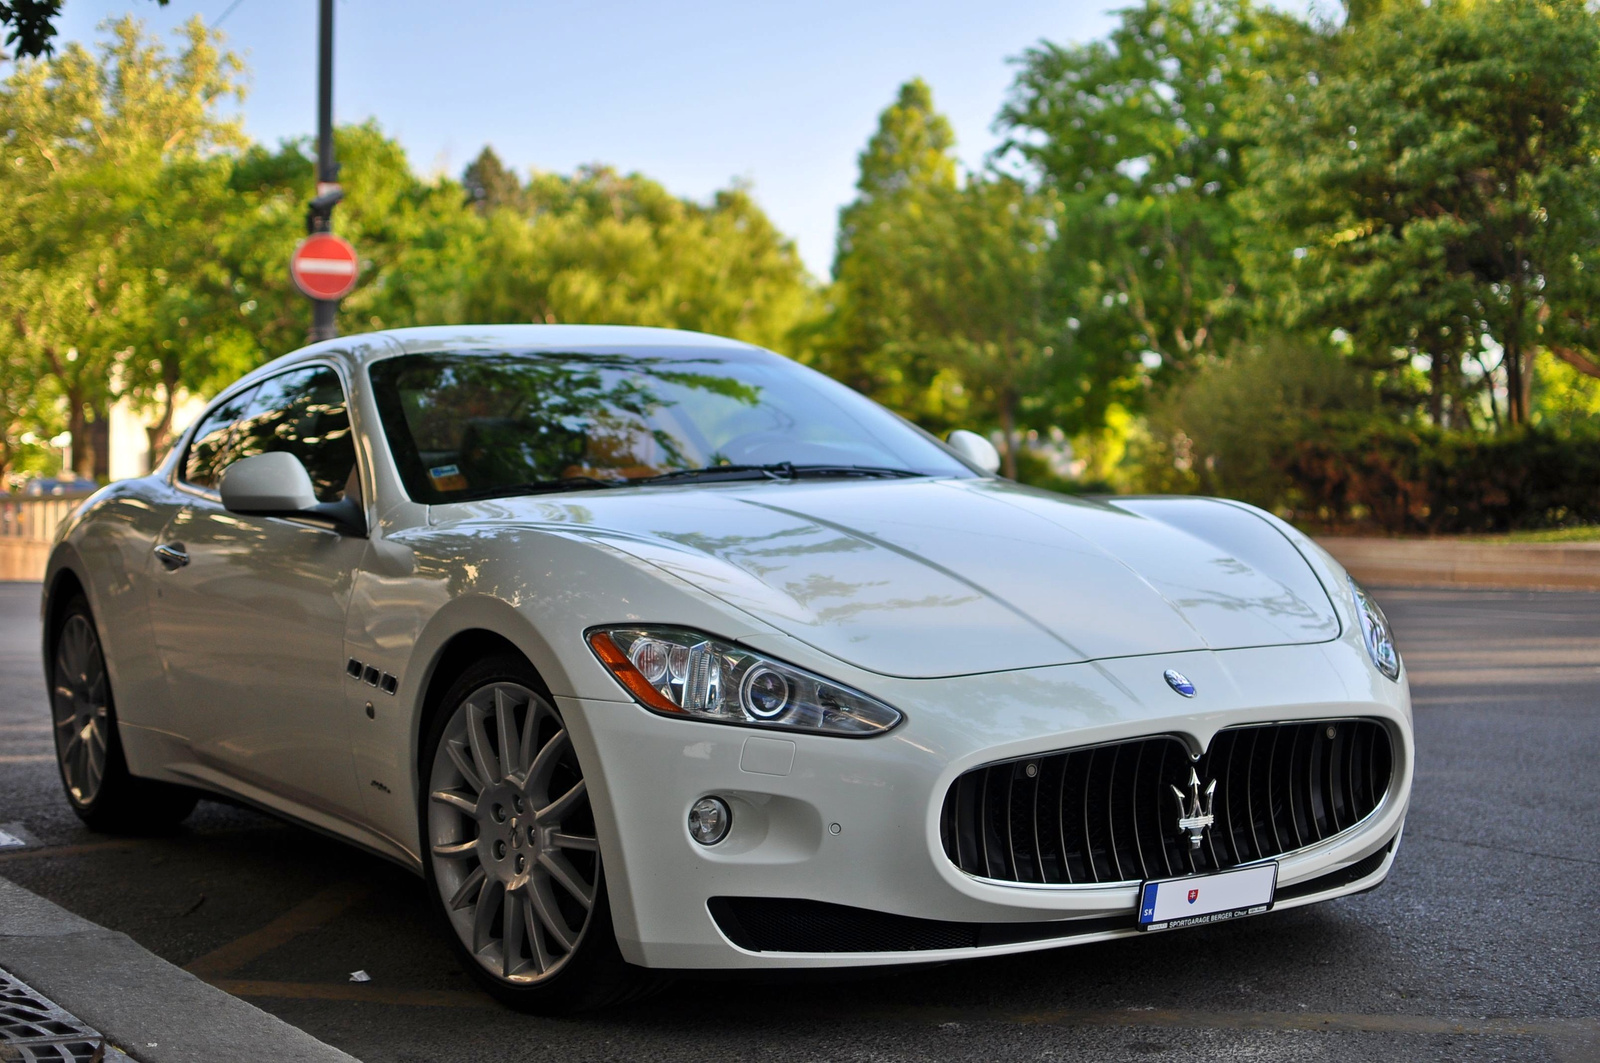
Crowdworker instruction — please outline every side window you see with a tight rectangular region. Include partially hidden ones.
[231,366,357,503]
[183,387,258,489]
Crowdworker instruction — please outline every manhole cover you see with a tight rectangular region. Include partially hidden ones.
[0,966,126,1062]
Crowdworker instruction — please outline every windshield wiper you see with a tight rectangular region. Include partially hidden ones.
[452,476,622,502]
[633,462,924,486]
[632,463,796,485]
[786,464,924,479]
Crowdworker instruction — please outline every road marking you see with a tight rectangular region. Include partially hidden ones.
[959,1005,1598,1039]
[185,881,373,978]
[214,979,492,1008]
[206,976,1600,1046]
[0,825,293,864]
[0,839,145,863]
[0,754,55,763]
[1410,832,1600,867]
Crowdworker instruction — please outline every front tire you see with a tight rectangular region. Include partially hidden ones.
[50,595,197,832]
[420,655,647,1011]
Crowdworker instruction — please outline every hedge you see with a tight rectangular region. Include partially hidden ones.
[1280,423,1600,533]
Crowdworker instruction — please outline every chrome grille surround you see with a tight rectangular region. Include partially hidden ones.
[939,718,1396,887]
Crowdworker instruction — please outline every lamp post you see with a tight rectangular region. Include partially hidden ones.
[305,0,342,342]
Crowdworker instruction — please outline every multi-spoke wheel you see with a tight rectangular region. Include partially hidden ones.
[49,594,197,831]
[52,612,110,807]
[422,656,645,1010]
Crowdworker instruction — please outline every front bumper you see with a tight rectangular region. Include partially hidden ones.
[560,638,1413,969]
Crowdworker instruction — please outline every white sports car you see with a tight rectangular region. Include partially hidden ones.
[43,325,1411,1010]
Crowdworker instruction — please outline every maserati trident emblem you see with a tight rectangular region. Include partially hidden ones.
[1163,669,1196,697]
[1171,767,1217,849]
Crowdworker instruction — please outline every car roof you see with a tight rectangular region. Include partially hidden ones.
[376,324,759,356]
[211,324,770,407]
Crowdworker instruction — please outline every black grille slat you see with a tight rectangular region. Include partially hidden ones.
[941,720,1395,885]
[1263,726,1286,854]
[1129,741,1151,881]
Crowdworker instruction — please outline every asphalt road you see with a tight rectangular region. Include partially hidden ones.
[2,581,1596,1062]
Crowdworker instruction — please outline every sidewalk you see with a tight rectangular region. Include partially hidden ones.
[1317,536,1600,591]
[0,876,359,1063]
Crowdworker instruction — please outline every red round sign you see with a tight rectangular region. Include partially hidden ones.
[289,233,359,300]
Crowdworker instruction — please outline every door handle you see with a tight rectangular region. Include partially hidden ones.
[154,542,189,570]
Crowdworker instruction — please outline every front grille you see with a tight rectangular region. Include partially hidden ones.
[940,719,1394,885]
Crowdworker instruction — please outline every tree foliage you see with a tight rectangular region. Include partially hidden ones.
[0,18,814,480]
[996,0,1308,426]
[6,2,1600,531]
[1244,0,1600,428]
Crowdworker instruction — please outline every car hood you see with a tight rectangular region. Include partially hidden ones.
[481,479,1339,678]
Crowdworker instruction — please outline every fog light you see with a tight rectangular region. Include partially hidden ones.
[688,796,731,846]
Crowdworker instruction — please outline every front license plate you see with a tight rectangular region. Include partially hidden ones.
[1137,862,1277,932]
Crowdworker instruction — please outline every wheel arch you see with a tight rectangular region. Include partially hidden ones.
[41,547,92,680]
[414,628,533,772]
[405,601,573,805]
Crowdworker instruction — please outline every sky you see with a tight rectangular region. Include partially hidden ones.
[49,0,1126,278]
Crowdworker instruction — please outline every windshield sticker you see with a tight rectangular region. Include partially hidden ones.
[428,464,468,491]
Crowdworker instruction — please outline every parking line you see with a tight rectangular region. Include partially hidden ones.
[215,979,492,1008]
[185,881,373,979]
[0,839,146,863]
[206,976,1600,1048]
[0,754,55,764]
[977,1005,1599,1039]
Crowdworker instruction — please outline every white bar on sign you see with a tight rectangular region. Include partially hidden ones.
[1142,862,1276,924]
[296,259,357,276]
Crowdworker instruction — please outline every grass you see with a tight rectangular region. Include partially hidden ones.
[1464,526,1600,543]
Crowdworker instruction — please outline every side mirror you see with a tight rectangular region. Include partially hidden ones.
[947,429,1001,475]
[219,452,366,536]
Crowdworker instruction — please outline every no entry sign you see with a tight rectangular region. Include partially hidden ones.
[290,233,359,300]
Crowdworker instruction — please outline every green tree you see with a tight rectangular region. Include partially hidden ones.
[0,16,247,475]
[463,145,522,215]
[998,0,1304,430]
[1245,0,1600,427]
[462,165,816,353]
[826,80,1062,472]
[1,0,165,59]
[822,79,964,423]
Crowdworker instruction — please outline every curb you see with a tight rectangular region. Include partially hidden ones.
[1315,537,1600,591]
[0,876,360,1063]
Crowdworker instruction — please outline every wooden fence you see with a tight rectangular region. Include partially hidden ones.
[0,497,77,581]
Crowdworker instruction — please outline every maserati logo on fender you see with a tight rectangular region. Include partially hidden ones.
[1171,767,1217,849]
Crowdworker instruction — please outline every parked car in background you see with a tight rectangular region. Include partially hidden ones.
[20,476,101,498]
[41,325,1412,1012]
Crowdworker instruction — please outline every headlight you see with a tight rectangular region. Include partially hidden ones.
[1350,579,1401,681]
[586,626,903,736]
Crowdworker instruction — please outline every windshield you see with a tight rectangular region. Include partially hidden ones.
[368,347,974,503]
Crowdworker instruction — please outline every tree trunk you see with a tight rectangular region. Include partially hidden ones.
[1551,344,1600,379]
[1428,348,1445,427]
[998,394,1019,480]
[89,401,110,483]
[1502,335,1525,427]
[145,360,181,473]
[66,390,91,479]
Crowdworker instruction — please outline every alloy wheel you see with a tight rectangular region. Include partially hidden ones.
[51,614,110,807]
[427,682,600,984]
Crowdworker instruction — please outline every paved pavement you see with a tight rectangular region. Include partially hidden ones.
[1,581,1596,1062]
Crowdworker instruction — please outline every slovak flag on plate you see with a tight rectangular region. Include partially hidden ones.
[1188,888,1200,904]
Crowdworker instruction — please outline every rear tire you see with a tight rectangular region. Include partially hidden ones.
[420,654,652,1012]
[50,595,198,833]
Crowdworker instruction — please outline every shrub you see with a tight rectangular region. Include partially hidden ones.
[1280,422,1600,533]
